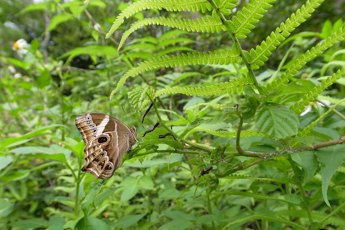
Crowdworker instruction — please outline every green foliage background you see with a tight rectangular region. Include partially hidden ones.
[1,0,345,229]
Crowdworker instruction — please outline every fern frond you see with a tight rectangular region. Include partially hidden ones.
[249,0,325,69]
[297,98,345,137]
[265,25,345,92]
[110,49,242,98]
[228,0,275,39]
[155,77,252,97]
[213,0,237,16]
[128,86,155,112]
[291,67,345,114]
[106,0,212,38]
[118,16,226,49]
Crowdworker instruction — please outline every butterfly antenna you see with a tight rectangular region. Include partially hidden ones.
[142,122,160,137]
[141,102,154,124]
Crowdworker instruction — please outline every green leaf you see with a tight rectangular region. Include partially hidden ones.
[106,0,212,38]
[47,216,65,230]
[0,170,30,182]
[61,45,118,63]
[0,125,60,150]
[315,144,345,206]
[65,139,85,161]
[120,177,139,202]
[159,220,193,230]
[20,2,51,14]
[291,151,318,181]
[163,210,195,221]
[81,180,105,211]
[125,154,183,168]
[159,184,181,200]
[36,69,51,88]
[113,214,145,228]
[10,145,71,163]
[5,57,30,70]
[48,13,74,31]
[0,199,14,218]
[12,218,49,229]
[0,156,13,170]
[228,0,275,39]
[255,104,299,139]
[137,175,154,190]
[75,217,109,230]
[321,20,333,38]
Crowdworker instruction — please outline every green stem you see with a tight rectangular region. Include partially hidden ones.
[64,160,81,215]
[58,71,65,141]
[75,171,83,215]
[317,99,345,120]
[182,140,213,153]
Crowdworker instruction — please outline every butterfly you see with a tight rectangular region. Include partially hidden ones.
[75,113,136,178]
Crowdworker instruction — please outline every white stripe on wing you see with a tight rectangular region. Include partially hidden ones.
[96,115,109,136]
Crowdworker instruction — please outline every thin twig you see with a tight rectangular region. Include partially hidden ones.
[317,99,345,120]
[235,105,245,155]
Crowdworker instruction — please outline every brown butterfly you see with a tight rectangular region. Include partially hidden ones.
[75,113,136,178]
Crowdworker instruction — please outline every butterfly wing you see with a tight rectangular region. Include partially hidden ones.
[75,113,136,178]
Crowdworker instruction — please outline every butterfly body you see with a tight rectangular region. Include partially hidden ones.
[75,113,136,178]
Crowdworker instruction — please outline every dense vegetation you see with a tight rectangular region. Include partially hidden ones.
[1,0,345,229]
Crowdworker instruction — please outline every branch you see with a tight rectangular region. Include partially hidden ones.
[302,136,345,151]
[220,136,345,175]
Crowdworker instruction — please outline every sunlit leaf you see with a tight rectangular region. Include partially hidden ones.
[0,199,14,218]
[0,125,61,150]
[0,156,13,171]
[0,170,30,182]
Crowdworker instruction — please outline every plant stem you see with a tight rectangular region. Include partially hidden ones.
[208,0,263,94]
[75,171,82,215]
[58,71,65,142]
[235,108,245,155]
[317,99,345,120]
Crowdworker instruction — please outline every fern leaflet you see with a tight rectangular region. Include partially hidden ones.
[110,49,242,98]
[228,0,275,39]
[106,0,212,38]
[128,86,155,112]
[265,24,345,92]
[249,0,325,69]
[118,16,226,49]
[155,76,253,97]
[291,67,345,114]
